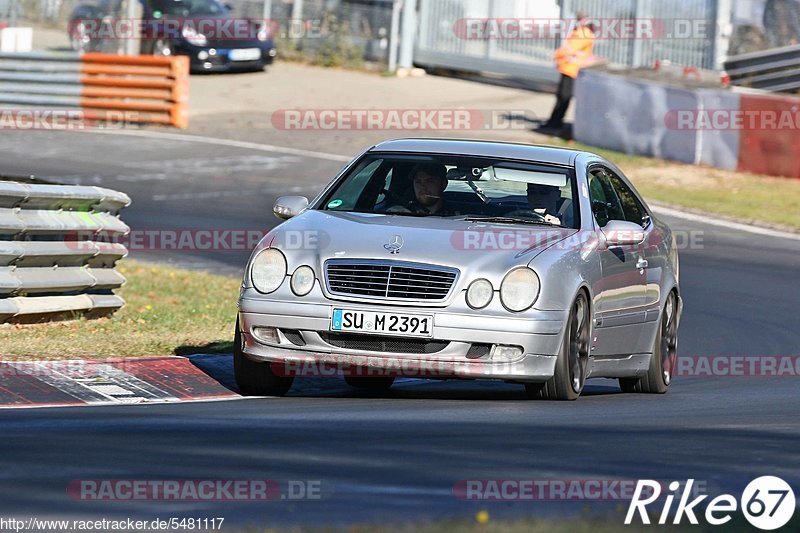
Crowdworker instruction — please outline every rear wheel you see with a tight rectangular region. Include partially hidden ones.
[233,319,294,396]
[526,293,590,401]
[344,376,395,391]
[619,292,678,394]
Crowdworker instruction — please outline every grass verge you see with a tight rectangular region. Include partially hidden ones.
[0,261,239,359]
[550,139,800,231]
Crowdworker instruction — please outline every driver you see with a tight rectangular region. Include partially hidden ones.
[527,183,565,226]
[387,163,451,215]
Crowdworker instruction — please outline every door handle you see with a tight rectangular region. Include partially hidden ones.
[637,258,648,273]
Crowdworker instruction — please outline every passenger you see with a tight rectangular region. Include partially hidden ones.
[527,183,565,226]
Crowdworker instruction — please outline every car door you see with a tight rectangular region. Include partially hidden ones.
[603,170,662,315]
[587,166,648,355]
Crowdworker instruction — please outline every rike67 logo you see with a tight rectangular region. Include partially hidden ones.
[626,477,795,530]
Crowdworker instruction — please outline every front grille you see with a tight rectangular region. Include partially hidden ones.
[319,332,449,354]
[325,260,458,301]
[466,343,492,359]
[280,329,306,346]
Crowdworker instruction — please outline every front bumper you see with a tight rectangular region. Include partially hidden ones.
[238,295,569,383]
[174,42,277,72]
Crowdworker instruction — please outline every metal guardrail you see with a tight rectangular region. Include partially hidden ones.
[0,51,189,127]
[724,44,800,93]
[0,178,130,324]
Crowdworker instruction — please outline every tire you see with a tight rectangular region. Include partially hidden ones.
[619,291,678,394]
[344,376,395,391]
[233,319,293,396]
[526,292,590,401]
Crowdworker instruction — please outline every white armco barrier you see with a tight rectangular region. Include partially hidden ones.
[0,179,130,323]
[574,67,741,171]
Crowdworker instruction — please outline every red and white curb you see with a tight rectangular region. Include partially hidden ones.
[0,355,237,408]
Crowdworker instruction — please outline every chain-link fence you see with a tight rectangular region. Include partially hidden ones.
[267,0,394,67]
[2,0,395,67]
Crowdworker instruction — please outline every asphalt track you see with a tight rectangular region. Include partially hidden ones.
[1,130,799,528]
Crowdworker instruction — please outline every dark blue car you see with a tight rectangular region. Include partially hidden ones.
[68,0,277,73]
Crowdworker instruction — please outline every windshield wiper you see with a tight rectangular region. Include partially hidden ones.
[461,216,556,227]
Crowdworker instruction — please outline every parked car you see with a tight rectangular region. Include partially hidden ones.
[235,139,682,400]
[68,0,276,72]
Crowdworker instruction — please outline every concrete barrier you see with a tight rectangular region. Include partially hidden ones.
[574,66,799,179]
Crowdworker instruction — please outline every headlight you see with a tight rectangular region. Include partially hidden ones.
[466,279,493,309]
[500,268,540,312]
[250,249,286,294]
[257,24,269,42]
[290,265,315,296]
[182,25,208,46]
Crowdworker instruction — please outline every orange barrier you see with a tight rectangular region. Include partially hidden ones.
[0,52,189,129]
[737,93,800,179]
[79,53,189,128]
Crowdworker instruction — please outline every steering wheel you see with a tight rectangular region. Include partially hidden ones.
[503,209,549,222]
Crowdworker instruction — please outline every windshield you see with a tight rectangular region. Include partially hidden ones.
[150,0,228,17]
[319,154,580,229]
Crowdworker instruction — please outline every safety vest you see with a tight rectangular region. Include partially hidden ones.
[555,25,596,78]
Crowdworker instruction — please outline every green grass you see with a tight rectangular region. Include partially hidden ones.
[0,261,239,359]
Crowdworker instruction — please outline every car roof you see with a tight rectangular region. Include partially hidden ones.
[368,138,590,167]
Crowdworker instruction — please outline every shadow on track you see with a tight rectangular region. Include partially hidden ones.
[186,353,624,400]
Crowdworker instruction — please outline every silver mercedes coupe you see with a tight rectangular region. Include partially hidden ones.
[235,139,682,400]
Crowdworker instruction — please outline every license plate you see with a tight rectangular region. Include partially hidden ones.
[229,48,261,61]
[331,309,433,338]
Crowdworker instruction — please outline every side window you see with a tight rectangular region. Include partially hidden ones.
[606,173,649,227]
[587,168,625,227]
[325,159,384,211]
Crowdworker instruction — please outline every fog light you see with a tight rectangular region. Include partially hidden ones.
[491,345,524,361]
[268,48,277,57]
[253,326,279,344]
[198,50,209,60]
[203,62,212,69]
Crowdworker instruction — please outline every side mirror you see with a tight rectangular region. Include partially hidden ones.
[224,2,234,11]
[602,220,645,246]
[273,196,308,220]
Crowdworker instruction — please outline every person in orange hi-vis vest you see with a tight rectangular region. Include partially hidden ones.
[540,11,596,132]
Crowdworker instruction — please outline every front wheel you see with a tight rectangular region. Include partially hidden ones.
[526,292,590,401]
[619,292,678,394]
[233,319,293,396]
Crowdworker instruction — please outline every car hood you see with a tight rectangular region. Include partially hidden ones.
[262,210,578,287]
